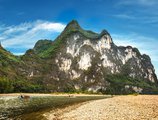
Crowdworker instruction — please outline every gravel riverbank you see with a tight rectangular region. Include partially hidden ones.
[45,95,158,120]
[0,93,108,119]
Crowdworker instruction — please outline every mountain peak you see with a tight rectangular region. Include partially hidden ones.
[64,20,81,31]
[68,20,80,26]
[100,29,110,36]
[33,39,53,54]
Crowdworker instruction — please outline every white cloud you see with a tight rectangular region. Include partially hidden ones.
[112,14,136,19]
[0,20,66,52]
[13,52,25,56]
[32,21,65,32]
[114,1,158,25]
[2,23,32,35]
[112,33,158,76]
[0,37,6,40]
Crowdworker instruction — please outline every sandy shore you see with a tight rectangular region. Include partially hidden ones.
[45,95,158,120]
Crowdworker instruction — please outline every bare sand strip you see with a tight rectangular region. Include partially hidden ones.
[44,95,158,120]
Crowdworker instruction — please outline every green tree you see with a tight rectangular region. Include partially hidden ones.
[0,77,13,93]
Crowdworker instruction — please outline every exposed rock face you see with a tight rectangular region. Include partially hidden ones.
[0,20,157,94]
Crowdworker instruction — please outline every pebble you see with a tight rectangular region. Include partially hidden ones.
[46,95,158,120]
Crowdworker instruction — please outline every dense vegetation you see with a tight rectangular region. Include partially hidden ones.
[0,77,44,93]
[104,74,158,94]
[1,74,158,94]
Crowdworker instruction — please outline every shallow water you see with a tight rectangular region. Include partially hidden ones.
[0,95,109,120]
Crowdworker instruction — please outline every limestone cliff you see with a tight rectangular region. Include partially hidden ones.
[0,20,157,94]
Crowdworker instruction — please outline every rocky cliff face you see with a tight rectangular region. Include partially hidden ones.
[0,20,157,94]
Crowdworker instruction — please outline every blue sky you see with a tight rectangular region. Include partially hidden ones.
[0,0,157,76]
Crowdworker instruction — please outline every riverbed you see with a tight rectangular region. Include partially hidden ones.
[0,93,110,120]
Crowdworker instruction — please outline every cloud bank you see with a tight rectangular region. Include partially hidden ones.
[0,20,66,55]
